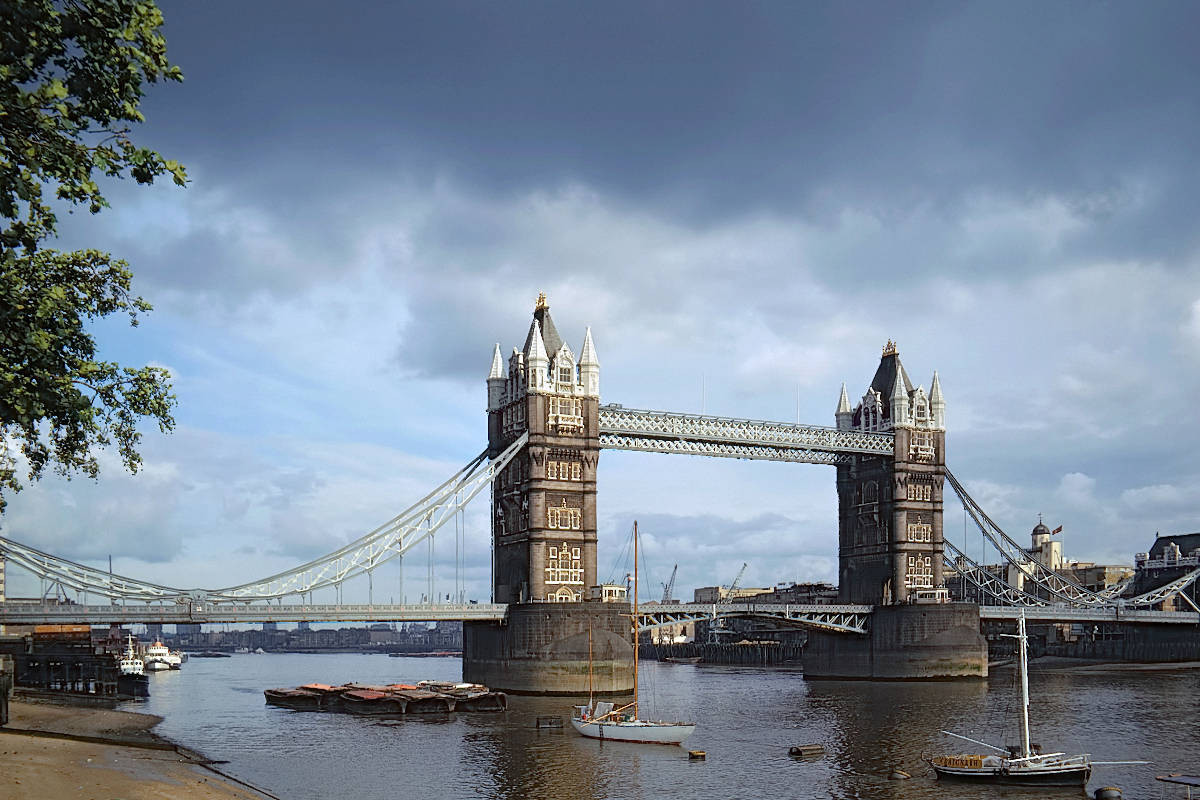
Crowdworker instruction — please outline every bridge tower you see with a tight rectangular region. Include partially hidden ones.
[465,294,632,694]
[835,341,947,605]
[807,342,986,680]
[486,292,601,604]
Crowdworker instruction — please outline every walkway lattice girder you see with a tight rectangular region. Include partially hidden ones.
[638,602,873,635]
[598,405,893,464]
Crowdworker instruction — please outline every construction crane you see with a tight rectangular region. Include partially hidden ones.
[725,562,748,601]
[660,564,678,604]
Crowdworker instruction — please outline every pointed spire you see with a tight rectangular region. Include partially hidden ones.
[579,327,600,397]
[488,343,504,379]
[528,320,548,363]
[891,370,910,427]
[930,370,945,430]
[526,319,549,391]
[486,343,506,409]
[835,382,853,430]
[580,327,599,366]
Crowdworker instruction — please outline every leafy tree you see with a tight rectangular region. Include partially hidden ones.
[1,0,186,510]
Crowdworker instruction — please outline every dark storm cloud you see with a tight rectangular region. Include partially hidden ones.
[143,1,1200,257]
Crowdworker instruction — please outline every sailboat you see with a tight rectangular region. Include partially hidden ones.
[930,611,1092,785]
[571,521,696,745]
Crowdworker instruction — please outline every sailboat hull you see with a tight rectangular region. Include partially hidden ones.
[931,761,1091,786]
[570,716,695,745]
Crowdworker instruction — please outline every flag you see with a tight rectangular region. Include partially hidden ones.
[1051,525,1063,535]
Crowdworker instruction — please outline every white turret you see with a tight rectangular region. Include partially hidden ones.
[835,383,852,430]
[487,343,506,409]
[929,370,945,430]
[579,327,600,397]
[890,372,910,428]
[526,319,550,392]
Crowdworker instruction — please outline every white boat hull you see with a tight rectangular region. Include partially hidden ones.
[570,716,695,745]
[144,659,171,671]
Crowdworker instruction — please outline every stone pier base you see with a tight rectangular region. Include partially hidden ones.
[804,603,987,680]
[463,603,634,695]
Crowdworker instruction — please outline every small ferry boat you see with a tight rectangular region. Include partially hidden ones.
[571,522,696,746]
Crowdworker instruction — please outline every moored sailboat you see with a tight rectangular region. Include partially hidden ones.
[571,521,696,746]
[930,611,1114,786]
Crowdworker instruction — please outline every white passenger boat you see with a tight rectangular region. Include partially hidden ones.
[570,522,696,746]
[143,640,173,671]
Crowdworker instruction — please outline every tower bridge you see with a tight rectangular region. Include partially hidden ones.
[2,294,1198,692]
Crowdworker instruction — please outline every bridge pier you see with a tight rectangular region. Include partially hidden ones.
[462,603,633,695]
[803,603,987,680]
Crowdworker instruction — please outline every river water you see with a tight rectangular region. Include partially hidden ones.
[120,653,1197,800]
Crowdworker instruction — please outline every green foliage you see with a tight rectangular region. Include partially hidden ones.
[0,1,184,509]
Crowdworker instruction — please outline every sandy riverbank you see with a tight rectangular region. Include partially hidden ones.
[0,699,275,799]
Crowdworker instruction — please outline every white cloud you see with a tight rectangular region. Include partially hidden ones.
[1055,472,1098,509]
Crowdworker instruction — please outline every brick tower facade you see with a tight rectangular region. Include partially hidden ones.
[486,294,600,604]
[835,342,947,605]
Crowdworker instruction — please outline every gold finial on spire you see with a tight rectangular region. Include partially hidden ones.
[535,291,548,311]
[882,340,897,356]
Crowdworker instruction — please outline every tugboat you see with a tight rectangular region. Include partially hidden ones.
[116,635,149,698]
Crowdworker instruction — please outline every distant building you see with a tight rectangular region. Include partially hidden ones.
[588,584,627,602]
[693,586,772,604]
[1132,532,1200,611]
[946,520,1133,605]
[767,582,839,605]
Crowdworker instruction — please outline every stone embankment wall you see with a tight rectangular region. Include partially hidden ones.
[1046,625,1200,662]
[640,642,804,666]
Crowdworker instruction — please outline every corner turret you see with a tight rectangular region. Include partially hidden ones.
[930,370,945,430]
[835,383,852,430]
[579,327,600,397]
[487,343,506,410]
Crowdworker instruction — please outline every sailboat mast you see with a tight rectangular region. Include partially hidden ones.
[1018,611,1031,759]
[587,625,594,705]
[633,520,639,720]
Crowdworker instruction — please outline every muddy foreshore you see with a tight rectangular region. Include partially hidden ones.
[0,697,277,799]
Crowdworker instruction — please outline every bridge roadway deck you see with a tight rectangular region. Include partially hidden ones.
[2,601,1195,627]
[978,606,1200,625]
[0,602,510,625]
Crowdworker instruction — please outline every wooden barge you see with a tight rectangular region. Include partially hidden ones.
[265,680,506,716]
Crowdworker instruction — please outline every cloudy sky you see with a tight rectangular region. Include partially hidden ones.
[4,2,1200,603]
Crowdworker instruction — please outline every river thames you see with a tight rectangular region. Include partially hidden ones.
[121,653,1196,800]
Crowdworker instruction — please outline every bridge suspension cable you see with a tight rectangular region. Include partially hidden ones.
[0,433,529,604]
[945,470,1200,610]
[945,469,1118,606]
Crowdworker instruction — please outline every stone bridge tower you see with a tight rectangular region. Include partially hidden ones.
[808,345,983,680]
[835,342,947,605]
[467,294,631,695]
[486,293,601,604]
